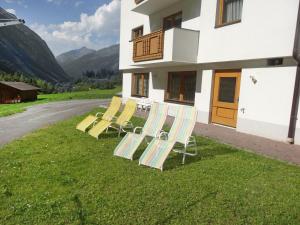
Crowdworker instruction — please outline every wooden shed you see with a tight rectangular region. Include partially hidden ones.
[0,81,40,104]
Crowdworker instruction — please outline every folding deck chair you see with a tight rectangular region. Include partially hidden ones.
[76,96,122,132]
[88,99,137,139]
[139,105,198,171]
[114,102,168,160]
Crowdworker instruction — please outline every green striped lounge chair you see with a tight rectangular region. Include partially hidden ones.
[114,102,168,160]
[139,105,198,171]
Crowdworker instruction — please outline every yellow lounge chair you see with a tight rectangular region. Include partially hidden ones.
[76,96,122,132]
[88,99,137,139]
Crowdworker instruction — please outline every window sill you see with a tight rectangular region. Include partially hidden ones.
[164,99,195,106]
[131,94,149,98]
[215,20,241,29]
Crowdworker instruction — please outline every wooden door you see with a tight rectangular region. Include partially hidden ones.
[211,70,241,128]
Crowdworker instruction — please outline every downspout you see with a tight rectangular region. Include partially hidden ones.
[287,1,300,144]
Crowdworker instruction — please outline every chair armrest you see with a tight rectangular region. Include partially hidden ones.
[109,116,118,122]
[155,129,164,138]
[134,127,143,134]
[92,118,99,126]
[159,131,169,140]
[185,136,196,144]
[122,120,133,127]
[95,112,104,118]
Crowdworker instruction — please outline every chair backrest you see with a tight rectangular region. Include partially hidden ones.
[142,102,168,137]
[168,105,197,144]
[102,96,122,121]
[116,99,137,126]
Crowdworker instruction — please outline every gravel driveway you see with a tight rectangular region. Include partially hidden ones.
[0,99,109,147]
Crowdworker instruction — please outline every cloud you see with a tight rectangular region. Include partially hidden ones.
[5,8,16,15]
[46,0,63,5]
[4,0,28,8]
[30,0,120,56]
[75,1,84,7]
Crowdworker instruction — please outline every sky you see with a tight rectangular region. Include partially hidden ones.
[0,0,121,56]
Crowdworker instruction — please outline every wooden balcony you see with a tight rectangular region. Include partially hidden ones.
[133,29,164,62]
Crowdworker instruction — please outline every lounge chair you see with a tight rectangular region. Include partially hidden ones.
[88,99,137,139]
[76,96,122,132]
[114,102,168,160]
[139,105,198,171]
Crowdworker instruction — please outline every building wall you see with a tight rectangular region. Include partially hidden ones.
[198,0,299,63]
[20,90,38,102]
[0,84,18,103]
[237,66,297,141]
[120,0,299,70]
[120,0,300,143]
[0,84,38,103]
[119,0,148,70]
[123,66,298,142]
[122,68,212,120]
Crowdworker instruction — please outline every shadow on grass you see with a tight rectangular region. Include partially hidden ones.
[155,191,218,225]
[95,131,127,140]
[36,97,48,101]
[22,98,48,103]
[130,140,239,171]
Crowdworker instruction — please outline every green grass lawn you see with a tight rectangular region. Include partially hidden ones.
[0,108,300,225]
[0,86,121,117]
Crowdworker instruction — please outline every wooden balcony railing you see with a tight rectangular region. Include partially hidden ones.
[133,29,164,62]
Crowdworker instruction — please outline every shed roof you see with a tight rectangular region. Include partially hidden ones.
[0,81,40,91]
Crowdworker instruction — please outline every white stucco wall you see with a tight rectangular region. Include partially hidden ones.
[122,68,213,123]
[123,66,298,142]
[119,1,149,70]
[120,0,299,70]
[237,66,297,141]
[194,70,213,124]
[198,0,299,63]
[120,0,300,143]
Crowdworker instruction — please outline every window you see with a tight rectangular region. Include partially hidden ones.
[166,71,196,105]
[132,73,149,97]
[132,26,144,40]
[163,12,182,31]
[218,77,236,103]
[216,0,243,27]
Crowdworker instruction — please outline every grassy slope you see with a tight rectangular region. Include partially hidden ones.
[0,86,121,117]
[0,108,300,225]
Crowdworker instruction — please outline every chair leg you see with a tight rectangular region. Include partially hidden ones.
[182,145,187,165]
[118,127,121,138]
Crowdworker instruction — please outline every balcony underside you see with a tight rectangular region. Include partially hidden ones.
[131,60,197,68]
[132,0,181,15]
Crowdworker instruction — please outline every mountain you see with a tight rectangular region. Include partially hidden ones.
[56,47,96,64]
[0,8,69,83]
[58,44,119,79]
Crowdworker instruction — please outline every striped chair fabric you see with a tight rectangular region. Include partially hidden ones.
[114,102,168,160]
[139,105,197,170]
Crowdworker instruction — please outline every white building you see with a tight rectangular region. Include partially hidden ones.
[119,0,300,144]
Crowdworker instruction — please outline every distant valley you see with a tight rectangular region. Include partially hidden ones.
[56,45,119,79]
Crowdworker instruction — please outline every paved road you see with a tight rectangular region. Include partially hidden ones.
[0,99,109,147]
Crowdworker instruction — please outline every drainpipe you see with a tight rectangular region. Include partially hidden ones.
[287,1,300,144]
